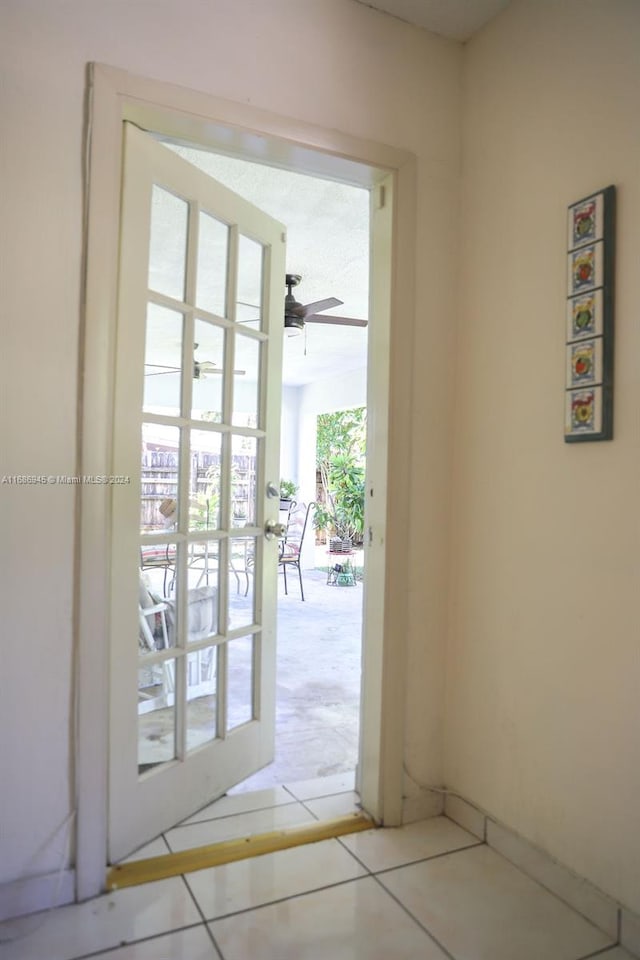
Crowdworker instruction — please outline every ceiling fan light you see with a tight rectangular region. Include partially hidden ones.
[284,315,304,337]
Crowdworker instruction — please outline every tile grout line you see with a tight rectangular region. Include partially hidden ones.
[173,798,303,830]
[180,871,214,933]
[335,834,375,874]
[201,874,375,925]
[67,921,209,960]
[575,946,624,959]
[179,872,225,960]
[171,782,357,832]
[282,783,356,803]
[370,873,458,960]
[299,797,323,821]
[354,839,486,880]
[205,923,227,960]
[332,833,488,879]
[483,842,622,947]
[448,802,632,949]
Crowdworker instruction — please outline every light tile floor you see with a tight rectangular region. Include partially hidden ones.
[0,775,634,960]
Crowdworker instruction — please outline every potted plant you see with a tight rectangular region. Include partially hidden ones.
[313,454,365,553]
[279,478,298,511]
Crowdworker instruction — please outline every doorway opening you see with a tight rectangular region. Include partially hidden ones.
[78,64,411,899]
[146,141,369,815]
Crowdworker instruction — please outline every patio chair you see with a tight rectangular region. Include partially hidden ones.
[138,573,217,707]
[279,501,315,601]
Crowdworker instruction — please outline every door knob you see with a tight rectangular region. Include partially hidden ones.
[264,520,286,540]
[266,482,279,499]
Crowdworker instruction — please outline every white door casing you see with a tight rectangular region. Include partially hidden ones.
[78,64,411,901]
[109,123,286,861]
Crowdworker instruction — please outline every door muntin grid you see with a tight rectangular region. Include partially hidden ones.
[137,182,268,771]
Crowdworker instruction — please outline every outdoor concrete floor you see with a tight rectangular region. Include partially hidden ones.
[231,564,363,793]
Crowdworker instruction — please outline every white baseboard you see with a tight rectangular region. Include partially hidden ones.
[442,793,485,840]
[0,869,75,923]
[402,791,443,823]
[400,772,444,823]
[485,818,619,939]
[621,907,640,956]
[443,791,640,957]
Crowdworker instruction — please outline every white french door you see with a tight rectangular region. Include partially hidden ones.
[108,123,286,862]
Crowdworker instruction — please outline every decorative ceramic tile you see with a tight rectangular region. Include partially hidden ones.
[186,837,366,919]
[339,816,479,873]
[303,791,362,820]
[283,771,356,801]
[165,803,316,853]
[0,878,201,960]
[209,876,449,959]
[564,185,615,443]
[379,845,614,960]
[180,786,293,825]
[87,925,220,959]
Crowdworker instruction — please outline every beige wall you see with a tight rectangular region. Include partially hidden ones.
[446,0,640,914]
[0,0,461,888]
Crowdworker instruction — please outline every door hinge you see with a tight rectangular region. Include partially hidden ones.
[377,184,386,210]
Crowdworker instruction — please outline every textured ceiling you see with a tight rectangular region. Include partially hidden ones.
[352,0,510,40]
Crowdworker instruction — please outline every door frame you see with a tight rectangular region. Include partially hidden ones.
[77,61,417,900]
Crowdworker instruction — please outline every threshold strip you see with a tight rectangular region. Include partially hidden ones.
[107,812,374,890]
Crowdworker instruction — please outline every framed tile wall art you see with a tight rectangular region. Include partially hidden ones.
[565,185,615,441]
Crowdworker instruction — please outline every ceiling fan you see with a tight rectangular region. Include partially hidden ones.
[145,344,245,379]
[283,274,368,335]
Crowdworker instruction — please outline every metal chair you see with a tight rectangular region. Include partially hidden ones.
[279,501,315,601]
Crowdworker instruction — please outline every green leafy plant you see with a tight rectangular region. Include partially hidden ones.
[279,478,298,500]
[190,462,220,529]
[315,408,366,544]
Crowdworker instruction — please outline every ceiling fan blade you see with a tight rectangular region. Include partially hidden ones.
[194,367,247,377]
[301,297,343,316]
[145,364,180,375]
[305,314,368,328]
[197,361,219,373]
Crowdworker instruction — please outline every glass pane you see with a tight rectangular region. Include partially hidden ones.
[142,562,217,649]
[192,318,225,423]
[186,645,218,752]
[139,544,178,610]
[143,303,183,416]
[227,635,254,731]
[236,234,263,330]
[231,436,258,528]
[138,659,176,772]
[228,537,256,632]
[148,185,188,301]
[196,211,228,316]
[189,429,222,532]
[233,334,260,428]
[140,423,180,534]
[185,547,219,642]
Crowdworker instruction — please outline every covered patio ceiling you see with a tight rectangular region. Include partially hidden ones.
[169,144,370,388]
